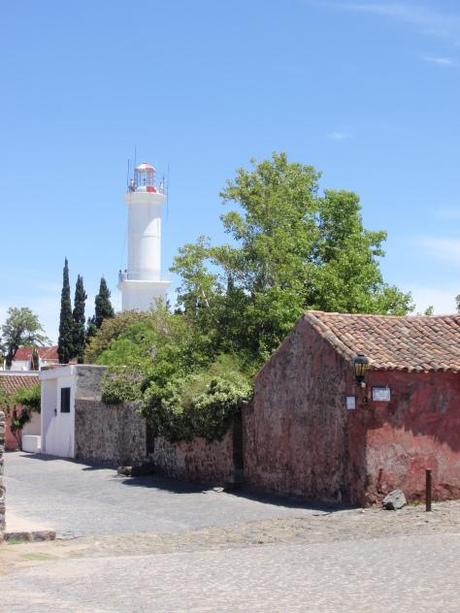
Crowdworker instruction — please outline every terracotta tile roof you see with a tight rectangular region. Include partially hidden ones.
[303,311,460,373]
[13,346,58,362]
[0,372,40,395]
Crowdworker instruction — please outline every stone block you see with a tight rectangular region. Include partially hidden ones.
[383,489,407,510]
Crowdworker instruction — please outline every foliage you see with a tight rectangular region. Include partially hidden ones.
[143,354,252,442]
[424,305,434,316]
[172,152,413,362]
[94,277,115,329]
[58,258,74,364]
[14,384,41,412]
[72,275,87,363]
[101,368,144,405]
[85,311,152,364]
[0,383,41,448]
[1,307,50,368]
[85,316,98,344]
[87,153,413,444]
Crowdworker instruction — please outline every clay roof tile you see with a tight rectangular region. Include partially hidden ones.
[303,311,460,373]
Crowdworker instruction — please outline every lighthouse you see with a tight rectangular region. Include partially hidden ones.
[118,162,170,311]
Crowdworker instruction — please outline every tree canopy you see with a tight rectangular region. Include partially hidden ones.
[172,152,413,361]
[1,307,50,368]
[88,153,412,442]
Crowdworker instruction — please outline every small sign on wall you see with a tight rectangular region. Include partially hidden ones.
[346,396,356,410]
[372,386,391,402]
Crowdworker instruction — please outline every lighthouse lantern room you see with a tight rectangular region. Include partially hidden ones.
[118,162,170,311]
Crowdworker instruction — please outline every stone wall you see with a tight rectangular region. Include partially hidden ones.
[246,315,460,506]
[73,394,235,485]
[0,410,5,540]
[74,400,147,467]
[75,365,106,401]
[153,430,235,485]
[245,316,366,504]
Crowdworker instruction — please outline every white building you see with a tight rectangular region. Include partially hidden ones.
[118,162,170,311]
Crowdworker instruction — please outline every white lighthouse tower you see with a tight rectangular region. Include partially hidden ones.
[118,162,170,311]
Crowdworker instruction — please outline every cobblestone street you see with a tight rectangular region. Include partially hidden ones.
[1,525,459,612]
[1,452,460,612]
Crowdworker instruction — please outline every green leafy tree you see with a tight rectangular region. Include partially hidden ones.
[172,152,413,362]
[94,277,115,329]
[72,275,87,363]
[424,306,434,316]
[1,307,50,368]
[58,258,74,364]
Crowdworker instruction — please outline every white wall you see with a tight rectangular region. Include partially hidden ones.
[40,367,75,458]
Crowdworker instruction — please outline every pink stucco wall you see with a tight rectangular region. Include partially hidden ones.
[361,370,460,503]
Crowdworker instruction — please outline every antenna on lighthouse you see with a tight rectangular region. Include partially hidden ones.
[165,165,170,222]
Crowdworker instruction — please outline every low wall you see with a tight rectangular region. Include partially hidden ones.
[74,400,147,467]
[153,430,235,485]
[73,395,237,485]
[0,411,5,540]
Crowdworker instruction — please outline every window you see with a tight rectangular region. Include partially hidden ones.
[60,387,71,413]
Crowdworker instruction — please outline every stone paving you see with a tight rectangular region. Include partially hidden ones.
[3,452,460,612]
[5,452,330,537]
[1,532,459,612]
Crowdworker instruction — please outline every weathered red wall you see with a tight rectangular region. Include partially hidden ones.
[244,317,367,504]
[361,370,460,503]
[245,317,460,505]
[153,430,234,485]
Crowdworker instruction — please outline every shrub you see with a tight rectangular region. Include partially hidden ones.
[143,355,252,442]
[101,368,144,406]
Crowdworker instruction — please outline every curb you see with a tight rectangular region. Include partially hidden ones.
[4,529,56,543]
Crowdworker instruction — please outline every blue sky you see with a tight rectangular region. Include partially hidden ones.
[2,0,460,340]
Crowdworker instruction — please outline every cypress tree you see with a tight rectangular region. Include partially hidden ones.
[94,277,115,328]
[86,316,97,342]
[58,258,74,364]
[72,275,87,363]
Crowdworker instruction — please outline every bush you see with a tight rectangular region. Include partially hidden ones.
[101,368,144,405]
[143,355,252,442]
[14,384,41,412]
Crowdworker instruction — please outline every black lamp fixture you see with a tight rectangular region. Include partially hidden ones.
[352,352,369,387]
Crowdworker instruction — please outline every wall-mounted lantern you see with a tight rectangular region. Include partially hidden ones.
[352,353,369,388]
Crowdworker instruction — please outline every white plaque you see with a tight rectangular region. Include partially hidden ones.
[372,387,391,402]
[346,396,356,410]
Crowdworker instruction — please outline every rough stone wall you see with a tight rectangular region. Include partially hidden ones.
[153,430,234,485]
[75,365,106,400]
[74,400,147,467]
[73,391,234,484]
[245,317,366,505]
[0,411,5,539]
[363,370,460,503]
